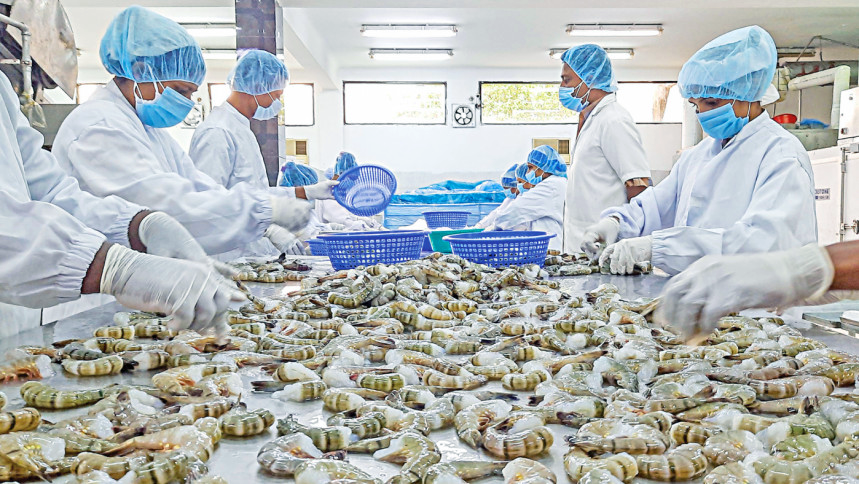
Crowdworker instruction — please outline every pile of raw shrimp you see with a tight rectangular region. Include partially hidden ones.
[2,253,859,484]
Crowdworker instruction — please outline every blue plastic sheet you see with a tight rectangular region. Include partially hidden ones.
[389,179,505,205]
[384,202,502,229]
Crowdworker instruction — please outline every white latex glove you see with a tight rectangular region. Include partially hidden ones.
[581,217,620,260]
[99,245,245,335]
[303,180,338,200]
[655,244,834,340]
[600,235,652,275]
[265,225,306,255]
[138,211,207,263]
[270,197,312,232]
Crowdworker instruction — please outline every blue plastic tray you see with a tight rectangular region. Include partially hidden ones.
[333,165,397,217]
[423,211,470,229]
[443,230,555,267]
[306,238,327,256]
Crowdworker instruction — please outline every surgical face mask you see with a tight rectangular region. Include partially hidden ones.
[503,187,515,199]
[134,82,195,128]
[558,80,591,112]
[517,181,529,193]
[696,101,750,140]
[253,92,282,121]
[525,169,542,186]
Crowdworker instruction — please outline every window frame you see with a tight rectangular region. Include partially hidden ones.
[206,82,316,127]
[478,80,683,126]
[342,81,448,126]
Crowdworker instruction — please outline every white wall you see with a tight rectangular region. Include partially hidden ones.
[332,67,682,190]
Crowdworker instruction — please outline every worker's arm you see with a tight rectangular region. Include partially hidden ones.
[625,179,651,200]
[647,152,816,275]
[602,158,682,240]
[493,178,565,229]
[59,121,274,255]
[827,241,859,290]
[600,110,652,202]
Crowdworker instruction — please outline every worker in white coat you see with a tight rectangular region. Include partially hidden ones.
[474,164,518,229]
[53,6,321,259]
[581,25,817,275]
[0,70,242,338]
[559,45,652,253]
[279,162,331,241]
[487,145,567,251]
[316,152,383,231]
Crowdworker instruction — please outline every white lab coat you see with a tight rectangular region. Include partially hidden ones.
[474,197,513,229]
[189,102,268,190]
[564,94,651,252]
[0,72,142,336]
[603,111,818,275]
[489,176,566,251]
[53,81,281,258]
[316,199,382,231]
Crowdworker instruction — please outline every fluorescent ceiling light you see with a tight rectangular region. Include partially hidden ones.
[777,47,817,59]
[549,48,634,60]
[566,24,662,37]
[361,24,457,38]
[181,23,236,38]
[369,48,453,61]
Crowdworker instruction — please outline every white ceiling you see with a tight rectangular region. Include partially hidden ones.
[59,0,859,85]
[290,6,859,71]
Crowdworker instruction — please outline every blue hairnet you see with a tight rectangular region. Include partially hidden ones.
[227,50,289,95]
[678,26,777,102]
[335,152,357,175]
[515,163,529,181]
[280,162,319,187]
[501,164,518,188]
[528,145,567,177]
[99,6,205,86]
[324,167,335,180]
[561,44,617,92]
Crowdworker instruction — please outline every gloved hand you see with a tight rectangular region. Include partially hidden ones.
[303,180,338,200]
[270,197,312,232]
[328,223,346,231]
[581,217,620,260]
[600,235,653,275]
[265,225,306,255]
[99,245,245,335]
[655,244,834,340]
[138,211,207,263]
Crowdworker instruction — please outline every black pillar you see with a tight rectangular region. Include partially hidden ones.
[235,0,279,186]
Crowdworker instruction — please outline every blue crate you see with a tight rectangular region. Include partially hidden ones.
[319,230,426,270]
[306,238,327,256]
[422,211,470,229]
[443,231,555,267]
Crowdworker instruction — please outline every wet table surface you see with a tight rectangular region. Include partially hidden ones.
[1,258,856,484]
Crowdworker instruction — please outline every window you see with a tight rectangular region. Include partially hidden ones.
[479,81,683,125]
[480,82,576,125]
[343,81,446,125]
[207,83,315,126]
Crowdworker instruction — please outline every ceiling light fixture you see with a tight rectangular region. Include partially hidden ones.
[181,23,236,38]
[369,48,453,61]
[549,48,634,60]
[776,47,818,59]
[361,24,457,38]
[566,24,662,37]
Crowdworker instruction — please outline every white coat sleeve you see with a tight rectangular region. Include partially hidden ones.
[493,179,564,230]
[600,115,652,182]
[61,122,273,255]
[0,191,105,308]
[1,76,143,247]
[188,126,235,187]
[601,159,682,238]
[649,153,816,275]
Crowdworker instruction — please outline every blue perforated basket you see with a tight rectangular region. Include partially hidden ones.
[333,165,397,217]
[319,230,426,270]
[423,211,470,229]
[306,238,327,257]
[443,231,555,267]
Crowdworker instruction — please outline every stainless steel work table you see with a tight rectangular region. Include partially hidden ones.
[0,261,855,483]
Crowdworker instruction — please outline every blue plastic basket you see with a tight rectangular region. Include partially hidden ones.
[423,211,470,229]
[306,238,327,256]
[319,230,426,270]
[333,165,397,217]
[443,231,555,267]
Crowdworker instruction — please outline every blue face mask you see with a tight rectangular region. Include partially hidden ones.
[134,82,195,128]
[503,187,515,199]
[525,169,542,186]
[254,93,283,121]
[696,101,750,140]
[517,181,529,193]
[559,80,590,112]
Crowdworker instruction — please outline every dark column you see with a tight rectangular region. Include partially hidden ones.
[235,0,279,186]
